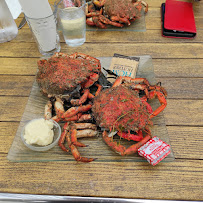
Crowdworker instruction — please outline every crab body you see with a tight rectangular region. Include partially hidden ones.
[86,0,148,28]
[36,52,102,122]
[37,52,101,97]
[92,76,167,156]
[58,76,167,162]
[92,85,152,133]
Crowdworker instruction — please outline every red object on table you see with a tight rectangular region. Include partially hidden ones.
[138,136,171,166]
[162,0,196,38]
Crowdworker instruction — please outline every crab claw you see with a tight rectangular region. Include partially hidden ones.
[69,144,96,162]
[66,125,96,162]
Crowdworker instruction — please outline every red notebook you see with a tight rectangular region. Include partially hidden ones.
[161,0,196,38]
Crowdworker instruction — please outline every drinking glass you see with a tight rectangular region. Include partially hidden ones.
[25,13,61,56]
[0,0,18,43]
[56,0,86,47]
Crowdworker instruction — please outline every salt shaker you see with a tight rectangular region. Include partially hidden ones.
[0,0,18,43]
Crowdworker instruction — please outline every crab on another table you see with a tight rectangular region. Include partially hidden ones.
[86,0,148,29]
[92,76,167,156]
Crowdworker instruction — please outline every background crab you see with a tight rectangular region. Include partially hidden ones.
[92,76,167,156]
[86,0,148,28]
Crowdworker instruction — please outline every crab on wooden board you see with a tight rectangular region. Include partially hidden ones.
[59,76,167,162]
[92,76,167,156]
[86,0,148,28]
[36,52,102,122]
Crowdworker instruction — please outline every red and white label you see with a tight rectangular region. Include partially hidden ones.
[138,136,171,166]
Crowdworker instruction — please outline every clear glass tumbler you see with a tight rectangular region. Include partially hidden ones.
[56,0,86,47]
[25,13,61,56]
[0,0,18,43]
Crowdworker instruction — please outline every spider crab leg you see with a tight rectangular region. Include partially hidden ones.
[54,97,65,118]
[112,76,150,97]
[148,90,167,119]
[99,15,124,27]
[62,104,92,119]
[102,131,151,156]
[70,89,90,106]
[44,101,52,120]
[110,16,131,26]
[67,124,96,162]
[117,129,144,141]
[63,113,83,122]
[124,134,151,155]
[78,114,92,121]
[141,83,167,119]
[45,98,65,122]
[82,73,100,89]
[58,122,69,152]
[62,113,92,122]
[52,115,60,123]
[112,76,150,88]
[61,113,92,122]
[70,83,102,106]
[132,0,148,13]
[86,8,107,28]
[87,16,107,28]
[76,129,98,138]
[102,131,126,155]
[68,144,95,162]
[139,0,148,13]
[59,121,97,162]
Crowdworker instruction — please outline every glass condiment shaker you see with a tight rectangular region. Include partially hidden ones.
[0,0,18,43]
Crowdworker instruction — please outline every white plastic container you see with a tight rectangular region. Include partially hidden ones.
[0,0,18,43]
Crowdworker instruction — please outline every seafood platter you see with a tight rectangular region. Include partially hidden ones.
[86,0,147,31]
[7,53,174,164]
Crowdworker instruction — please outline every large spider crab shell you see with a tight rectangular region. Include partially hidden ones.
[92,85,150,132]
[104,0,143,20]
[36,53,101,96]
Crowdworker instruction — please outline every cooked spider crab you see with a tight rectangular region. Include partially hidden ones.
[36,52,102,122]
[86,0,148,28]
[60,76,167,162]
[92,76,167,156]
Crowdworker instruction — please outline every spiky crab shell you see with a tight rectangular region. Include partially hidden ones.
[92,85,150,132]
[104,0,142,20]
[36,53,101,96]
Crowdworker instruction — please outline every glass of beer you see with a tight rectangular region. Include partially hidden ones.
[56,0,86,47]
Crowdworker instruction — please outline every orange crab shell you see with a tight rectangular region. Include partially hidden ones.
[103,0,143,22]
[36,52,101,96]
[92,85,152,132]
